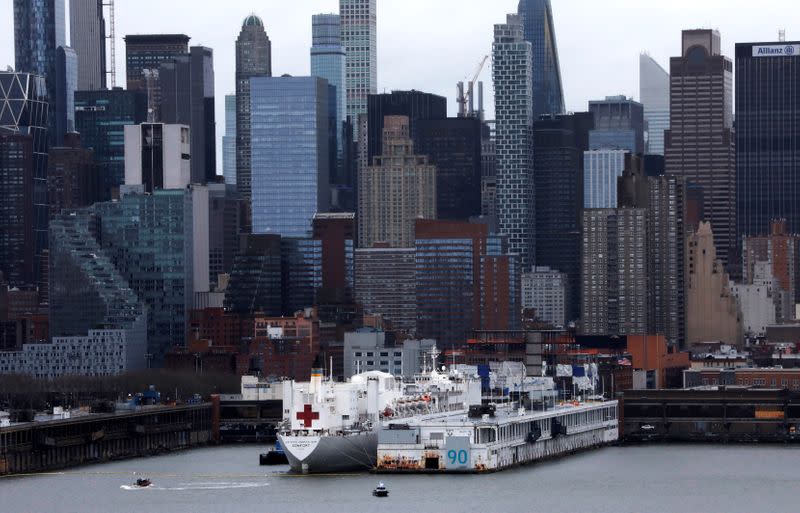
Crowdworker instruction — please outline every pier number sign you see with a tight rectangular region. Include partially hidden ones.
[443,436,471,470]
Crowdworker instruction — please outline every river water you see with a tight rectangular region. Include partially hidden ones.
[2,444,796,513]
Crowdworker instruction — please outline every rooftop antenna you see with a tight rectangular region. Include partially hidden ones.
[779,29,786,42]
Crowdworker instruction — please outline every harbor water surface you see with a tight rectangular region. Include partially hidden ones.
[1,444,796,513]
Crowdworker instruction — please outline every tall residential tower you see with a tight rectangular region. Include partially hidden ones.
[69,0,107,91]
[340,0,377,132]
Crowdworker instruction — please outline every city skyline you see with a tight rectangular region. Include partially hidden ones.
[2,0,798,174]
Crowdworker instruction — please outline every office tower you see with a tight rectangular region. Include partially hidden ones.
[493,14,534,269]
[521,267,567,328]
[340,0,377,131]
[0,133,35,288]
[124,123,191,192]
[159,46,216,183]
[311,213,355,310]
[222,94,236,185]
[584,149,626,208]
[533,112,594,320]
[367,90,447,163]
[354,247,417,335]
[358,116,436,248]
[94,188,198,363]
[517,0,564,119]
[124,34,190,122]
[48,211,147,359]
[235,15,272,222]
[588,96,644,154]
[415,117,483,220]
[736,41,800,238]
[249,76,331,237]
[742,219,800,309]
[47,132,102,219]
[665,30,736,267]
[224,234,282,316]
[639,53,670,155]
[74,89,147,196]
[581,208,648,336]
[208,184,240,288]
[311,14,346,158]
[69,0,107,91]
[0,72,50,292]
[54,46,77,146]
[686,222,743,348]
[13,0,65,144]
[280,237,323,315]
[648,174,688,347]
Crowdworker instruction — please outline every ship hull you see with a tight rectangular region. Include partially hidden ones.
[278,432,378,474]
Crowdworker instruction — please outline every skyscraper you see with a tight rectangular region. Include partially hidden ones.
[0,72,50,292]
[340,0,377,133]
[69,0,107,91]
[13,0,65,144]
[493,14,534,269]
[665,30,736,267]
[224,234,282,316]
[367,90,447,163]
[124,34,190,122]
[584,149,626,208]
[639,53,670,155]
[0,133,35,288]
[588,96,644,154]
[160,46,216,183]
[311,14,346,157]
[207,183,240,289]
[47,132,102,219]
[358,116,436,248]
[54,46,77,146]
[517,0,564,119]
[249,76,331,237]
[736,40,800,237]
[354,247,417,335]
[222,94,236,186]
[124,123,191,192]
[74,88,147,196]
[235,15,272,226]
[533,112,594,320]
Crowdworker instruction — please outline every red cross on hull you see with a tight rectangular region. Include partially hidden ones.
[296,404,320,427]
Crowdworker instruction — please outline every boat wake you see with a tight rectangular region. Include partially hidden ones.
[121,482,270,491]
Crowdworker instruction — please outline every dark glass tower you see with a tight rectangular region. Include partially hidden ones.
[69,0,107,91]
[160,46,217,183]
[13,0,65,145]
[0,72,50,292]
[533,112,594,321]
[236,15,272,230]
[517,0,565,119]
[124,34,190,121]
[736,41,800,237]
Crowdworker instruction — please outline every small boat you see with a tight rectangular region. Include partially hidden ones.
[134,478,152,488]
[259,440,289,465]
[372,482,389,497]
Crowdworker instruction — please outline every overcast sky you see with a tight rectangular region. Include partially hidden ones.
[1,0,798,172]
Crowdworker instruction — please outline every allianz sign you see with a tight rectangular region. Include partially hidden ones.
[753,45,800,57]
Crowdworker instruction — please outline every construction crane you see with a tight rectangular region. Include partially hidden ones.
[457,55,489,119]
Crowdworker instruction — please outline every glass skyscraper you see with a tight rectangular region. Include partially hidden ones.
[74,88,147,196]
[584,149,626,208]
[587,96,644,154]
[250,76,332,238]
[639,53,670,155]
[311,14,346,157]
[492,14,534,269]
[736,40,800,237]
[340,0,377,134]
[222,94,236,185]
[54,46,77,145]
[517,0,564,119]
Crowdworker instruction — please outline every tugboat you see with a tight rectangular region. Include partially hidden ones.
[134,478,152,488]
[259,440,289,465]
[372,482,389,497]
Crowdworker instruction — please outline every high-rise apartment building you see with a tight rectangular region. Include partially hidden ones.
[249,76,331,237]
[521,267,567,328]
[124,34,190,122]
[736,41,800,238]
[517,0,564,119]
[74,88,147,196]
[13,0,65,144]
[665,30,736,266]
[54,46,77,146]
[354,247,417,335]
[581,208,648,336]
[69,0,106,91]
[533,112,594,320]
[358,116,436,248]
[493,14,534,269]
[367,90,447,163]
[0,72,50,292]
[340,0,377,132]
[0,133,35,288]
[222,94,236,186]
[639,53,670,155]
[235,15,272,222]
[124,123,191,192]
[160,46,216,183]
